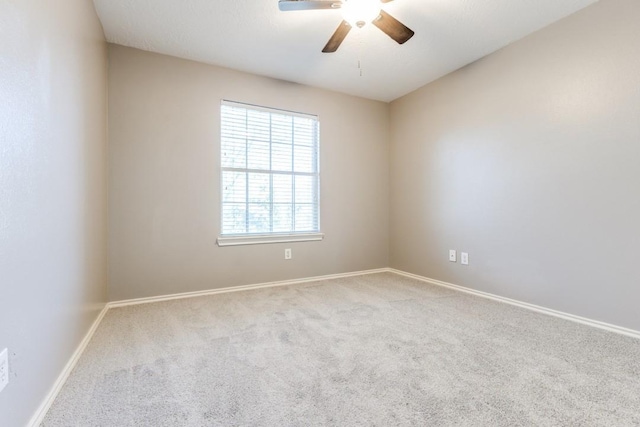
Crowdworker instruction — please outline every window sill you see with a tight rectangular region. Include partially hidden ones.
[217,233,324,247]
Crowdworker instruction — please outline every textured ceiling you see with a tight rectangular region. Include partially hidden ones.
[93,0,598,102]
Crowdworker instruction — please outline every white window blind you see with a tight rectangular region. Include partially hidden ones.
[220,100,320,238]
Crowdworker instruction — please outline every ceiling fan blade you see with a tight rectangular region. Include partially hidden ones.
[372,10,414,44]
[278,0,342,11]
[322,20,352,53]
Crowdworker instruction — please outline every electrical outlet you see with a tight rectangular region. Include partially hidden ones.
[284,248,292,260]
[0,348,8,393]
[461,252,469,265]
[449,250,457,262]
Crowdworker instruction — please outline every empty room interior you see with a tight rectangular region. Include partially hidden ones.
[2,0,640,425]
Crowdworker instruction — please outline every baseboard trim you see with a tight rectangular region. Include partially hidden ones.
[388,268,640,340]
[29,268,386,425]
[108,268,389,308]
[28,304,110,427]
[30,267,639,424]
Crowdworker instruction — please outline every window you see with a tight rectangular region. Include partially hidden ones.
[217,100,323,246]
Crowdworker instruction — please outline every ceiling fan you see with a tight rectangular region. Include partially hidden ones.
[278,0,415,53]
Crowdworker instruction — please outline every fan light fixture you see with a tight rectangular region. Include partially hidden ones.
[278,0,415,53]
[341,0,381,28]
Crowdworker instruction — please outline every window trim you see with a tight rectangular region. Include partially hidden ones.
[218,100,322,245]
[216,232,324,247]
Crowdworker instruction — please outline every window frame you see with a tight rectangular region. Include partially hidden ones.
[216,100,324,247]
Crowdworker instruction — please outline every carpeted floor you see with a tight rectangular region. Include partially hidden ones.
[42,272,640,426]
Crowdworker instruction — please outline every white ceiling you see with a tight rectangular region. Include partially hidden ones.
[93,0,598,102]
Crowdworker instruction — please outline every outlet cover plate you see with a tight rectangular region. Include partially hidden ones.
[449,250,457,262]
[0,348,8,393]
[461,252,469,265]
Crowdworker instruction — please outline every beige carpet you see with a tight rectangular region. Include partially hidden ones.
[42,272,640,426]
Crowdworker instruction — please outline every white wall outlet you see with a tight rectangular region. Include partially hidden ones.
[449,250,457,262]
[284,248,292,260]
[0,348,8,393]
[461,252,469,265]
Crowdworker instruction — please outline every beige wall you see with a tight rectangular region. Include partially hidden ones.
[389,0,640,331]
[0,0,108,425]
[108,45,390,301]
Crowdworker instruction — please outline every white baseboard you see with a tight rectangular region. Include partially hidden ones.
[30,266,639,425]
[107,268,389,308]
[388,268,640,340]
[28,304,110,427]
[29,268,386,424]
